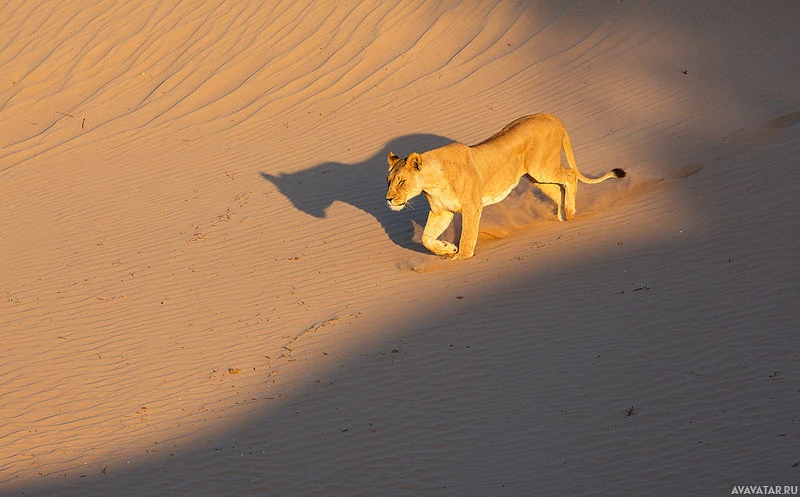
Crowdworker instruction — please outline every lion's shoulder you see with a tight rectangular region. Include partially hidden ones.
[421,143,473,175]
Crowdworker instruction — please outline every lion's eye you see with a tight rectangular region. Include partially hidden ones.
[397,179,405,186]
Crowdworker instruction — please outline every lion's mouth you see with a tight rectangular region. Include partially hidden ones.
[387,200,406,211]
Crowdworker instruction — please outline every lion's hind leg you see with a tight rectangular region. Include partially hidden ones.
[535,183,566,221]
[529,166,578,221]
[421,210,458,256]
[562,168,578,219]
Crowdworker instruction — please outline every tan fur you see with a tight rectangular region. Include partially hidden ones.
[386,113,625,259]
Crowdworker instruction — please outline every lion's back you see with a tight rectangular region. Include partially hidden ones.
[473,113,563,148]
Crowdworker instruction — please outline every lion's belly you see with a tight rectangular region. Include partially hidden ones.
[482,179,520,206]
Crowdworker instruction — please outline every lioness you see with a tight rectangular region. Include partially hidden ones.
[386,113,625,259]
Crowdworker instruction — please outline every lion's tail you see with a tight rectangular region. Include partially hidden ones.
[562,132,626,183]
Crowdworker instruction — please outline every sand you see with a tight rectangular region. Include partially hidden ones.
[1,1,798,495]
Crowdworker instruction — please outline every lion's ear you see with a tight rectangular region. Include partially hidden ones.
[408,152,422,170]
[387,152,400,170]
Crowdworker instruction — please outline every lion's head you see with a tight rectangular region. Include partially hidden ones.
[386,152,423,211]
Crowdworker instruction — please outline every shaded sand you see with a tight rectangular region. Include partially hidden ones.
[1,1,798,495]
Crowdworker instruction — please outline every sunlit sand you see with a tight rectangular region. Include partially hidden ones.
[1,1,797,495]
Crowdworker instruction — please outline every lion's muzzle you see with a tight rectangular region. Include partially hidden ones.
[386,198,406,211]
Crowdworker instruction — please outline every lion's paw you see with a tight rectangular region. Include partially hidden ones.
[450,249,474,260]
[429,241,458,256]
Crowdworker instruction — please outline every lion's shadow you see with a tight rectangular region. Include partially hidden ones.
[261,134,453,253]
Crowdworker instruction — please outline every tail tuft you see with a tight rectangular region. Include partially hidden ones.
[612,168,626,178]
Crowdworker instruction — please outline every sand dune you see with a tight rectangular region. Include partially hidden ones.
[1,1,798,495]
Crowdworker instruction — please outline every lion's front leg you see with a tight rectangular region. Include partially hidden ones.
[421,210,457,256]
[452,205,483,260]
